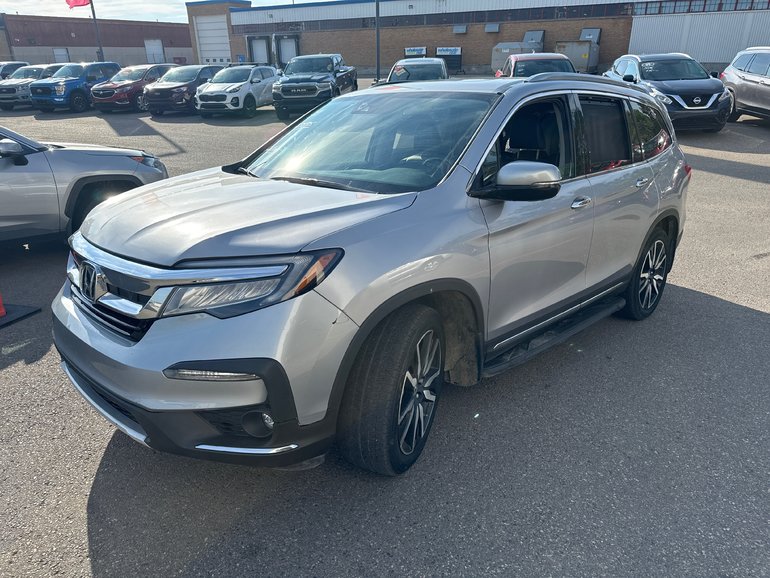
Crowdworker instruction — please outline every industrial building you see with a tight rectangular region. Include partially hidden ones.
[185,0,770,74]
[0,13,193,66]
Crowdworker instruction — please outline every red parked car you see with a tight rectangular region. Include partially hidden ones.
[91,64,177,113]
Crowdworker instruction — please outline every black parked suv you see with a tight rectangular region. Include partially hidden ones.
[143,65,223,115]
[605,53,731,132]
[720,46,770,122]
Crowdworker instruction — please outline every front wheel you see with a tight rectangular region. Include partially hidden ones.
[242,95,257,118]
[133,93,148,112]
[338,304,445,476]
[69,92,89,113]
[619,228,670,320]
[275,108,290,121]
[727,92,741,122]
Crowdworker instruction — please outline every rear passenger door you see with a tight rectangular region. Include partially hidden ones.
[577,94,658,289]
[257,67,278,105]
[741,52,770,113]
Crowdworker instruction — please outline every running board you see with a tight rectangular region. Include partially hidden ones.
[482,297,626,378]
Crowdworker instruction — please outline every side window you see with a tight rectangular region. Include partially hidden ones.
[145,68,159,82]
[501,58,512,77]
[626,60,639,79]
[615,60,628,76]
[260,68,273,79]
[478,97,573,188]
[746,53,770,76]
[578,96,631,173]
[732,53,753,72]
[628,101,672,161]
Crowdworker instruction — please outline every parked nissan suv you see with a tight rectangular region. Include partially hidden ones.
[604,53,731,131]
[53,74,689,475]
[720,46,770,122]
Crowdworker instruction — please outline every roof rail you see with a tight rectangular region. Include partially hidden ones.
[744,46,770,51]
[526,72,651,95]
[226,62,269,67]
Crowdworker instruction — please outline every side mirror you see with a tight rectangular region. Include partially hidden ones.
[0,139,28,165]
[276,69,283,76]
[472,161,561,202]
[251,78,261,84]
[710,71,719,78]
[622,74,637,83]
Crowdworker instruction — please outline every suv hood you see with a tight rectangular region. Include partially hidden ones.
[644,77,724,95]
[199,82,243,94]
[45,142,144,156]
[32,77,82,87]
[81,167,416,266]
[95,80,139,90]
[148,81,191,91]
[279,74,333,84]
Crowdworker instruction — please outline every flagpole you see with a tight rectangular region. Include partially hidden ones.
[89,0,105,61]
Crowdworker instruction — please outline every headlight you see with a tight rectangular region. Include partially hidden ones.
[316,82,332,91]
[115,86,131,94]
[226,84,243,93]
[130,154,166,172]
[172,87,186,93]
[160,250,343,318]
[647,86,673,105]
[718,88,731,102]
[55,84,66,96]
[272,84,281,92]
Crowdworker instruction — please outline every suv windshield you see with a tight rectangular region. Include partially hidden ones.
[388,63,446,82]
[111,68,148,82]
[512,59,575,77]
[10,67,43,80]
[52,65,84,79]
[284,57,334,75]
[640,59,710,81]
[212,68,251,84]
[161,67,200,83]
[245,91,496,194]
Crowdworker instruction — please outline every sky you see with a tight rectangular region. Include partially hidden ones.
[0,0,197,23]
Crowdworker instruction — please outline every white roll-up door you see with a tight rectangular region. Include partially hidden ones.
[52,48,69,63]
[194,15,232,65]
[279,38,298,64]
[145,39,165,64]
[250,38,269,64]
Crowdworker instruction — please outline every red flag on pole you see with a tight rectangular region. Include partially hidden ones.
[66,0,91,8]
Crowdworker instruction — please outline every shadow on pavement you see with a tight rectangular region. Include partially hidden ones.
[85,285,770,576]
[683,151,770,183]
[0,240,68,370]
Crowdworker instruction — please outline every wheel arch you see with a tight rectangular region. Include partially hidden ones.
[64,174,143,219]
[326,279,485,428]
[642,209,680,273]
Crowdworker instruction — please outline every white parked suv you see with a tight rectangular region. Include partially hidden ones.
[195,64,279,118]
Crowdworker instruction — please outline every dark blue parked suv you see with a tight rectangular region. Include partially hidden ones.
[30,61,121,113]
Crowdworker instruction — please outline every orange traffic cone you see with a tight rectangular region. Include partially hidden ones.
[0,290,40,329]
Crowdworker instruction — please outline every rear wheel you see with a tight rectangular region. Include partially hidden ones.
[338,304,445,476]
[619,228,670,320]
[69,91,89,113]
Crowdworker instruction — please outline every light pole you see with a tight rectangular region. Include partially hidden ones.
[375,0,380,81]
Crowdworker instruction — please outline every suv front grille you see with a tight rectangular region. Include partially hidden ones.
[199,94,226,102]
[681,94,713,107]
[281,85,317,97]
[71,286,153,341]
[0,87,16,94]
[92,89,116,98]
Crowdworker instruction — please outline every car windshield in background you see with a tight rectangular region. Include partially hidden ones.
[512,59,574,77]
[161,68,199,83]
[245,91,496,194]
[52,65,84,79]
[111,68,148,82]
[640,59,710,81]
[388,64,446,82]
[284,57,333,74]
[10,67,43,79]
[212,68,251,84]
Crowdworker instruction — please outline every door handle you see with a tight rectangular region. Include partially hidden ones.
[635,177,650,188]
[571,197,592,209]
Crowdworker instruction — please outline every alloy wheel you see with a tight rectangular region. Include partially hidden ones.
[639,239,667,310]
[397,329,441,455]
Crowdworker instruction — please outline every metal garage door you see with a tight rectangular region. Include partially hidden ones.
[250,38,269,65]
[52,48,69,63]
[194,15,232,65]
[279,38,298,65]
[145,39,165,64]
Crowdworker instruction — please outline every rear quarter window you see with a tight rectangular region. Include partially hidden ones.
[628,101,672,161]
[731,53,753,72]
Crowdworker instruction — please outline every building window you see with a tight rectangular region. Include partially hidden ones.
[690,0,705,9]
[752,0,769,8]
[634,3,646,14]
[646,2,662,13]
[721,0,737,8]
[661,1,676,12]
[704,0,720,10]
[674,0,690,11]
[736,0,751,8]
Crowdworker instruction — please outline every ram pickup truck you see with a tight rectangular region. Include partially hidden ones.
[271,53,357,120]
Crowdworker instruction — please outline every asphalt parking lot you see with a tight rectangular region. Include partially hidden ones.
[1,99,769,576]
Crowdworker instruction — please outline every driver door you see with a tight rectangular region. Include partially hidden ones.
[0,136,59,241]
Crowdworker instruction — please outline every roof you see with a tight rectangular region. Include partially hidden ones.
[394,58,446,65]
[290,54,339,59]
[634,53,693,61]
[367,78,521,94]
[507,52,571,61]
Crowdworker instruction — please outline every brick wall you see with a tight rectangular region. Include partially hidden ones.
[288,17,631,74]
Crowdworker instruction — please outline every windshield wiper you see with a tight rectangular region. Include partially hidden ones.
[270,176,370,192]
[237,166,259,178]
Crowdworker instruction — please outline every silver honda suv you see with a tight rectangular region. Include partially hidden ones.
[53,75,690,475]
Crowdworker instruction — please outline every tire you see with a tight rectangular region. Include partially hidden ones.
[727,91,741,122]
[243,95,257,118]
[72,183,132,231]
[619,228,670,321]
[338,303,445,476]
[276,108,290,121]
[0,104,13,111]
[352,80,358,91]
[69,91,89,113]
[132,93,148,112]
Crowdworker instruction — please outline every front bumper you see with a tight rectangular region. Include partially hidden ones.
[52,280,358,465]
[31,95,70,109]
[666,97,731,129]
[272,91,332,112]
[196,94,243,113]
[0,92,30,105]
[145,94,194,112]
[93,95,134,109]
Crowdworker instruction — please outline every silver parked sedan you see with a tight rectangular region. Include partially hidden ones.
[0,126,167,243]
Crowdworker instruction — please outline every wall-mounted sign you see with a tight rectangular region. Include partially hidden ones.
[436,47,462,56]
[404,46,427,56]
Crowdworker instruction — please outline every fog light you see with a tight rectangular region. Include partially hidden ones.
[163,368,260,381]
[262,412,274,430]
[242,410,274,438]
